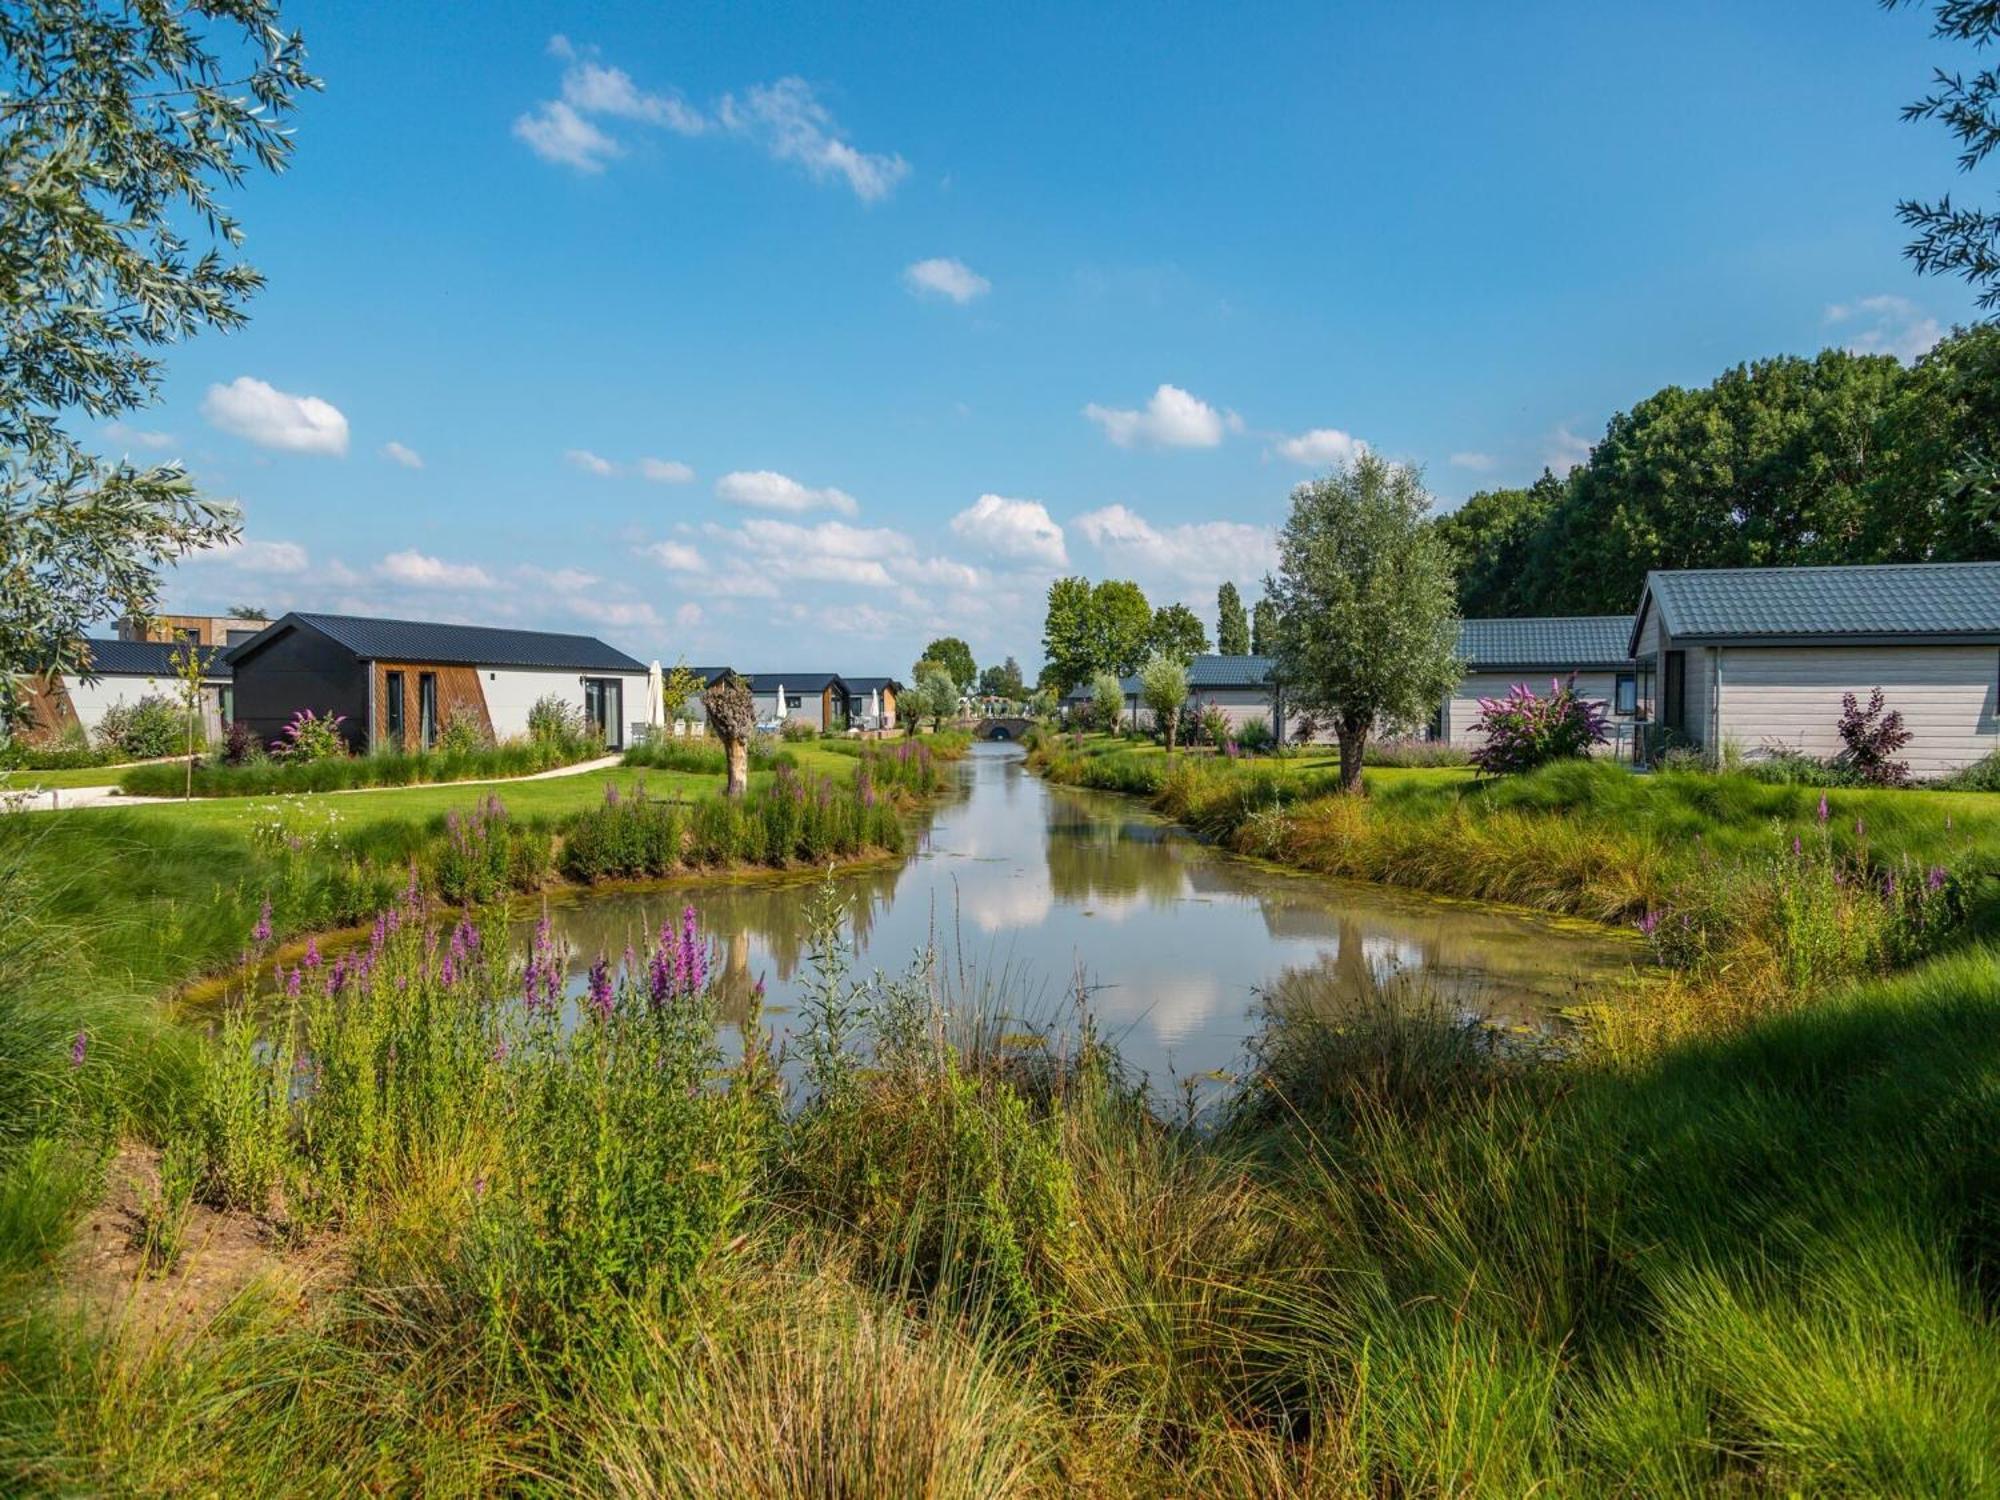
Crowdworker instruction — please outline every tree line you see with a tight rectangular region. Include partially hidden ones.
[1437,328,2000,618]
[1038,578,1282,695]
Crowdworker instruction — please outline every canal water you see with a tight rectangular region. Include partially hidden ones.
[524,743,1636,1090]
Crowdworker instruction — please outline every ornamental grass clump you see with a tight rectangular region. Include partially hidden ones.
[1471,675,1609,776]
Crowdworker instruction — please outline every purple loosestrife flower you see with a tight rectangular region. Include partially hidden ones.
[492,1037,510,1063]
[1929,866,1948,892]
[1817,793,1829,825]
[253,898,273,944]
[522,959,542,1014]
[682,905,707,992]
[286,966,302,998]
[303,937,322,969]
[1636,909,1661,937]
[69,1030,86,1068]
[440,954,457,988]
[1792,836,1802,857]
[587,954,614,1020]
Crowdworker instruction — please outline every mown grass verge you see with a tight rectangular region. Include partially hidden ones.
[119,735,606,798]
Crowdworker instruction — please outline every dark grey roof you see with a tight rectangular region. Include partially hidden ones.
[1187,654,1277,689]
[1458,617,1633,671]
[844,676,902,692]
[746,673,846,692]
[80,639,231,679]
[1635,563,2000,649]
[239,613,645,672]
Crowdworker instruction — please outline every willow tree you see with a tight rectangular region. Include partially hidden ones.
[1265,455,1461,793]
[702,675,756,798]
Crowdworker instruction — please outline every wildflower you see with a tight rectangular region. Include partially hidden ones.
[1929,866,1948,893]
[1817,793,1829,825]
[286,966,302,998]
[492,1036,510,1063]
[587,954,614,1020]
[303,937,322,969]
[1792,836,1802,857]
[440,954,457,988]
[474,1175,488,1198]
[68,1030,86,1069]
[1636,909,1660,937]
[252,898,273,944]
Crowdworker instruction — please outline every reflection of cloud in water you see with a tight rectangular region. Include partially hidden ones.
[1088,968,1232,1048]
[957,870,1054,933]
[1360,933,1423,975]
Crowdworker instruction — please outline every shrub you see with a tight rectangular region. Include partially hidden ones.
[0,732,123,771]
[1836,688,1912,786]
[1935,749,2000,791]
[274,708,347,763]
[1197,705,1232,748]
[434,710,491,756]
[1364,735,1471,769]
[94,694,181,759]
[219,719,264,767]
[1237,715,1273,753]
[1470,675,1609,775]
[1742,746,1858,787]
[527,693,581,745]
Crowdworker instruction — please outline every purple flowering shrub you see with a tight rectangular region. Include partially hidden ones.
[275,707,347,763]
[1470,676,1609,776]
[202,883,773,1342]
[1836,688,1913,787]
[432,794,553,903]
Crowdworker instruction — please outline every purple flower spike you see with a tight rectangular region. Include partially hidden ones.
[69,1030,87,1069]
[252,898,273,944]
[492,1037,510,1063]
[1636,909,1660,937]
[286,966,302,998]
[440,954,457,988]
[1792,836,1802,857]
[1817,793,1829,825]
[587,954,614,1020]
[1929,865,1948,892]
[303,937,322,969]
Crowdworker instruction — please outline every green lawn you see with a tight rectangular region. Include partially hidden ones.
[0,759,183,791]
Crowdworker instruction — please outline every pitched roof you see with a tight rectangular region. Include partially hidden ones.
[237,613,645,672]
[1458,616,1633,671]
[1634,562,2000,649]
[79,639,232,679]
[744,673,846,692]
[843,676,902,692]
[1187,653,1278,689]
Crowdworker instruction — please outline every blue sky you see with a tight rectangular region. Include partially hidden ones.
[138,0,1982,676]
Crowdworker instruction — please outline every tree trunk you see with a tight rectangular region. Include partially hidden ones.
[1165,711,1177,754]
[1336,718,1367,795]
[724,736,748,799]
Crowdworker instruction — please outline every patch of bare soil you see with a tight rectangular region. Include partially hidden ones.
[63,1144,345,1342]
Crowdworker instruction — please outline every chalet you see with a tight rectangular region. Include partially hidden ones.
[225,613,649,753]
[1442,616,1638,756]
[741,673,850,731]
[844,676,901,730]
[17,639,232,747]
[1629,562,2000,776]
[117,612,271,649]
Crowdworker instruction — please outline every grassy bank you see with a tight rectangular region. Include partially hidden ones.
[118,736,609,798]
[1,868,1995,1494]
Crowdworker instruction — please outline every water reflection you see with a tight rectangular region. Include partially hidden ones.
[522,745,1634,1085]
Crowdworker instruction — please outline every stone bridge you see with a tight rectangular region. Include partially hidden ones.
[971,716,1035,742]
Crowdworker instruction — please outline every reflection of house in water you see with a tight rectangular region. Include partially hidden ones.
[1043,803,1193,908]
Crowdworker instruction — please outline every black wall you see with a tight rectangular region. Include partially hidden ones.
[229,625,369,751]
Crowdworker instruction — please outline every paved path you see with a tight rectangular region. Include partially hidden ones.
[3,753,625,813]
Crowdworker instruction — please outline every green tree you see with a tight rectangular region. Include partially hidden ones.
[0,3,316,727]
[919,635,977,695]
[1251,598,1278,656]
[1040,576,1096,694]
[1884,1,2000,308]
[227,604,269,620]
[1433,473,1565,616]
[1215,581,1250,655]
[1867,323,2000,558]
[1089,580,1153,678]
[1147,602,1209,663]
[164,637,210,801]
[1088,668,1126,733]
[1266,455,1462,793]
[978,656,1025,699]
[909,659,960,731]
[1137,652,1188,752]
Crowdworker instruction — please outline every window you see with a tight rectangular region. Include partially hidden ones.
[385,670,405,747]
[175,626,201,645]
[418,672,437,750]
[225,628,259,646]
[785,694,802,710]
[583,677,623,748]
[1661,651,1686,734]
[1614,672,1637,715]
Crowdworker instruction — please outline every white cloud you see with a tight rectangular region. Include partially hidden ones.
[735,517,897,585]
[1543,425,1593,474]
[1277,427,1369,468]
[640,456,694,483]
[903,257,990,304]
[201,376,349,455]
[1825,293,1945,364]
[180,537,311,575]
[718,77,908,202]
[568,597,663,629]
[104,421,175,451]
[377,549,495,590]
[715,469,859,516]
[561,59,708,134]
[1075,503,1276,587]
[381,440,424,469]
[1449,451,1496,472]
[565,448,618,477]
[674,601,705,629]
[949,494,1068,567]
[644,540,704,571]
[522,42,905,201]
[1083,383,1232,449]
[513,99,621,172]
[895,555,982,589]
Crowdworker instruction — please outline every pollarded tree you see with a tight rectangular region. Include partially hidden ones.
[702,675,757,798]
[1138,652,1188,752]
[1216,582,1250,656]
[0,2,317,727]
[1266,454,1462,794]
[1088,668,1126,733]
[909,659,960,731]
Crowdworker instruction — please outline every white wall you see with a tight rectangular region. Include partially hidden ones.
[65,673,223,744]
[1716,644,1999,777]
[479,667,649,747]
[1441,669,1630,754]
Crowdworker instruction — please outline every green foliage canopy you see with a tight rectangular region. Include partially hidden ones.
[1146,602,1209,663]
[1215,582,1250,656]
[919,636,976,694]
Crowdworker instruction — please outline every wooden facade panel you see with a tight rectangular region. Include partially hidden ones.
[18,673,80,744]
[371,662,493,751]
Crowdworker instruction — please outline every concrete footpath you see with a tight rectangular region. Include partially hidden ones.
[4,754,624,813]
